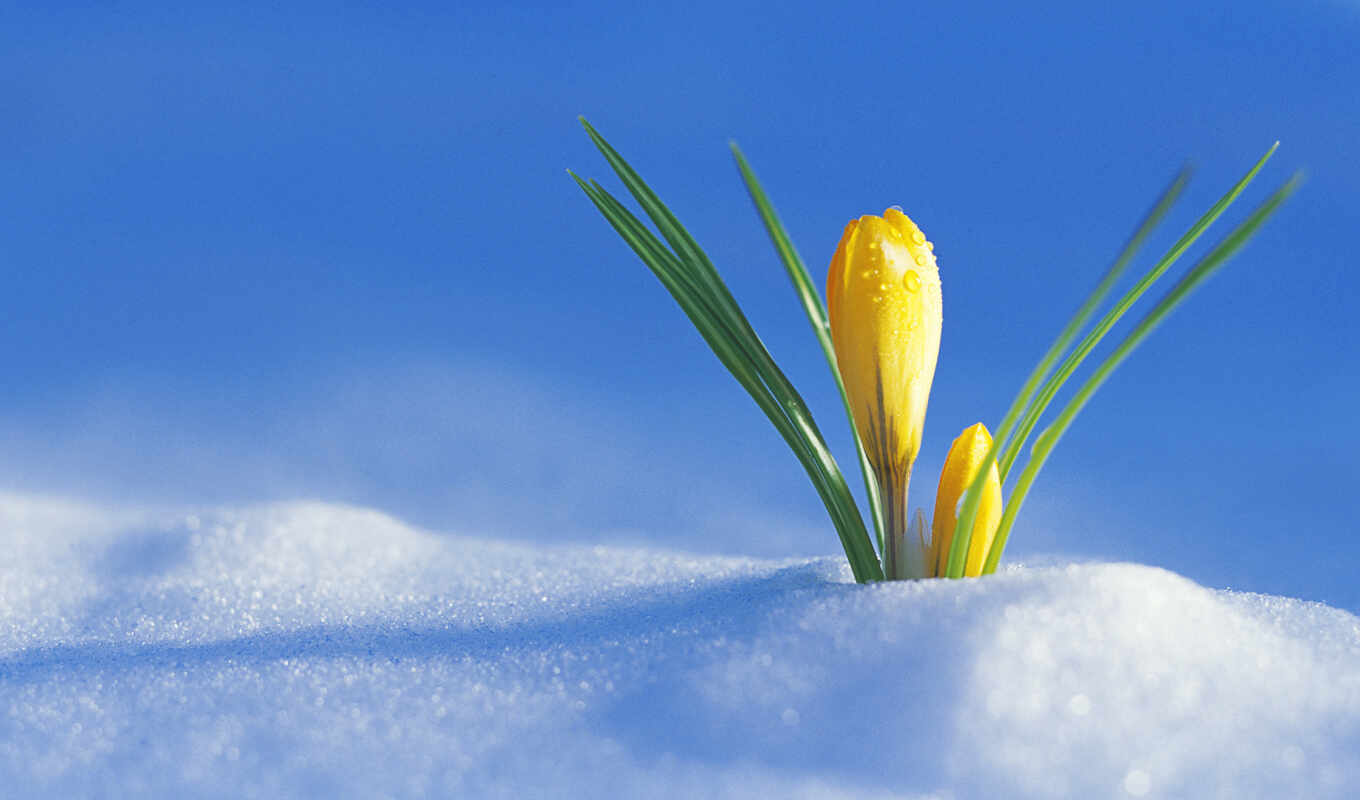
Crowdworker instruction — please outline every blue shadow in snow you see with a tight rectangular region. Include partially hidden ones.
[0,559,960,791]
[0,562,831,684]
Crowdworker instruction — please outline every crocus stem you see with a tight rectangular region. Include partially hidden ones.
[876,464,911,580]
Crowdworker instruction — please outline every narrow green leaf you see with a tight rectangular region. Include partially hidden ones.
[572,126,883,581]
[581,123,846,496]
[943,165,1193,578]
[953,145,1274,578]
[997,144,1277,484]
[981,173,1301,573]
[729,142,888,562]
[575,173,882,580]
[581,118,755,342]
[728,142,833,346]
[946,143,1277,578]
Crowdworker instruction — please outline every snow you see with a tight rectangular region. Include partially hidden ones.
[2,492,1358,798]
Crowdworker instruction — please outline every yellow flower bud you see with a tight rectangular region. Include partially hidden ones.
[828,209,942,479]
[828,208,942,578]
[930,422,1003,577]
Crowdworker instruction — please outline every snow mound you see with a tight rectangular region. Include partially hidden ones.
[1,492,1357,798]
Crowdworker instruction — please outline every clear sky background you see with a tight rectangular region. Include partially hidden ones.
[1,1,1356,608]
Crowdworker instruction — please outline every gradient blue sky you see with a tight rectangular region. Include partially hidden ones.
[2,1,1356,607]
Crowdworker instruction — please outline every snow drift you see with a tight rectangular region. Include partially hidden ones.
[1,492,1357,798]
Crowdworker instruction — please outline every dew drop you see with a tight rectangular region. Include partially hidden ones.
[878,282,890,292]
[860,269,875,279]
[926,240,934,251]
[902,270,922,292]
[914,253,928,266]
[911,230,925,244]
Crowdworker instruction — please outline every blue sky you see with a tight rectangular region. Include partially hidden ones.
[1,1,1356,607]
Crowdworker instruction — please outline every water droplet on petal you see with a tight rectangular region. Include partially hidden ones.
[925,240,934,251]
[911,230,925,244]
[903,270,922,292]
[914,253,928,266]
[860,270,875,279]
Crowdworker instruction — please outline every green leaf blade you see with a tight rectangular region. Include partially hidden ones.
[981,172,1301,574]
[996,144,1278,485]
[943,165,1194,578]
[948,143,1279,579]
[573,124,883,581]
[730,142,889,563]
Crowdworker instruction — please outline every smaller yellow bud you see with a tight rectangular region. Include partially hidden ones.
[930,423,1003,577]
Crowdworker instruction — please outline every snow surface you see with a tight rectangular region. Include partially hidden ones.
[2,492,1358,799]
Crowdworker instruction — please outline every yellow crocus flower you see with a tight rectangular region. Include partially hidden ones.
[827,208,942,578]
[930,423,1003,577]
